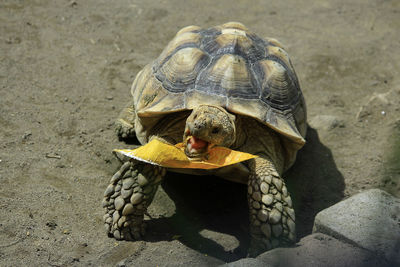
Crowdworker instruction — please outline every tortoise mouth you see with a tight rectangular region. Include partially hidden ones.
[184,134,214,159]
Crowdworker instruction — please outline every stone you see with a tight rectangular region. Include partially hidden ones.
[313,189,400,265]
[122,203,134,216]
[122,177,135,190]
[253,233,389,267]
[269,209,281,224]
[261,194,273,206]
[260,182,269,194]
[257,209,269,222]
[130,193,143,205]
[114,196,125,211]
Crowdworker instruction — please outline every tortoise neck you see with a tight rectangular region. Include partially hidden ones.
[231,115,246,149]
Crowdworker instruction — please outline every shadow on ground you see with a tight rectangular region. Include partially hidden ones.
[115,126,345,263]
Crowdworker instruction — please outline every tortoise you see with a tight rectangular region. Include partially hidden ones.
[102,22,307,256]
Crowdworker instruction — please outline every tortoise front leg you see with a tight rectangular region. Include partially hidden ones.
[247,157,296,256]
[115,99,136,139]
[102,160,166,240]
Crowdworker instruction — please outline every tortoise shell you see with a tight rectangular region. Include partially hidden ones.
[131,22,306,146]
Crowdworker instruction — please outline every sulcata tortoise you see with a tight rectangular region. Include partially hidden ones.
[102,22,307,256]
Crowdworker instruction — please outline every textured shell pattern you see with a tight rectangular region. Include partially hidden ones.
[131,22,306,146]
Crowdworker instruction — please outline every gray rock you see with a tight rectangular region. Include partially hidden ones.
[253,233,389,267]
[313,189,400,265]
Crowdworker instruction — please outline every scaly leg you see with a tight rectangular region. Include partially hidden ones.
[103,160,166,240]
[247,157,296,256]
[115,100,136,139]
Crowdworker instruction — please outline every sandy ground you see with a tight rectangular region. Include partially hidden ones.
[1,0,399,266]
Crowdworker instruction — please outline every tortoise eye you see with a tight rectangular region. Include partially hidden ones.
[212,127,220,134]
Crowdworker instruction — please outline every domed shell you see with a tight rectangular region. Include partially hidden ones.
[131,22,306,147]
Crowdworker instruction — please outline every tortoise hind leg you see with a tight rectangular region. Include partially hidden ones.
[102,160,166,240]
[247,157,296,257]
[115,100,136,139]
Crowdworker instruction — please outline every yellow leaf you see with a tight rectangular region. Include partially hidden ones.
[114,139,257,169]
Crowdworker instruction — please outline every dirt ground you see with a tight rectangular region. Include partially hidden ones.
[1,0,399,266]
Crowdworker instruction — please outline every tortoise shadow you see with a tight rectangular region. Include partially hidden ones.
[143,126,345,262]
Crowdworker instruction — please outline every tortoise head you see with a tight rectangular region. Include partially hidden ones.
[183,105,236,158]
